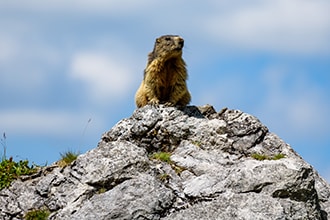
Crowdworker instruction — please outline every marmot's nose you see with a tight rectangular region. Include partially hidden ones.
[174,36,184,49]
[178,38,184,48]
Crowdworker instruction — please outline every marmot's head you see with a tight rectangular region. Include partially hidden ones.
[148,35,184,64]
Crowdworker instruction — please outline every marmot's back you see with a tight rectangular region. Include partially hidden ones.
[135,35,191,108]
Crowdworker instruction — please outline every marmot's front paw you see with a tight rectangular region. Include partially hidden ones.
[149,99,160,106]
[164,102,175,107]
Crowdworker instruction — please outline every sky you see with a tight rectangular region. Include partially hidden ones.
[0,1,329,182]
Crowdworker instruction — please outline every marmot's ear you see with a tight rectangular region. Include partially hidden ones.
[156,38,161,44]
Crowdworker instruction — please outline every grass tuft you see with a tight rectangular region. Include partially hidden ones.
[24,208,50,220]
[150,152,172,164]
[272,153,285,160]
[251,153,286,161]
[57,150,79,168]
[251,153,269,161]
[159,173,170,181]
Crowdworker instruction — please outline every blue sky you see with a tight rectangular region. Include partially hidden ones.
[0,1,329,182]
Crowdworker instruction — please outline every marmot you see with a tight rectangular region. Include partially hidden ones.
[135,35,191,108]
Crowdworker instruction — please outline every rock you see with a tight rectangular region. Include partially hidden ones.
[0,105,329,220]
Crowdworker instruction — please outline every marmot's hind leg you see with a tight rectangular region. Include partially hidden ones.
[176,91,191,107]
[135,85,149,108]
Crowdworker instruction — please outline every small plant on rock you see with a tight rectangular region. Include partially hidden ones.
[173,164,186,174]
[251,153,269,161]
[0,133,39,190]
[57,150,79,168]
[0,158,38,190]
[191,140,202,147]
[24,208,50,220]
[159,173,170,182]
[272,153,285,160]
[150,152,186,175]
[98,187,107,194]
[150,152,172,164]
[251,153,285,161]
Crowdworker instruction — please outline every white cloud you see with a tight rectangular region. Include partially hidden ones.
[78,0,326,55]
[196,66,330,142]
[257,66,330,139]
[0,35,19,63]
[70,52,138,102]
[3,0,329,56]
[0,42,60,95]
[0,0,155,15]
[204,0,330,55]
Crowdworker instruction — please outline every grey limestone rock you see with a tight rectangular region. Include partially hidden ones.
[0,105,329,220]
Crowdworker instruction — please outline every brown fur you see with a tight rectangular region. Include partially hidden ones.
[135,35,191,108]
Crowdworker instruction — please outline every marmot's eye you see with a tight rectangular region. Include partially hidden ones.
[165,37,171,41]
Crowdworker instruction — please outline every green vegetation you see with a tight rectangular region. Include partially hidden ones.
[272,153,286,160]
[173,165,185,174]
[98,187,107,194]
[191,140,202,147]
[0,133,39,190]
[150,152,172,164]
[57,150,80,168]
[251,153,268,161]
[159,173,170,181]
[24,208,50,220]
[150,151,186,175]
[0,158,38,190]
[251,153,285,161]
[0,132,81,192]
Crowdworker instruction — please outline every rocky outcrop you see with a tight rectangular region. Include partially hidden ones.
[1,105,329,219]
